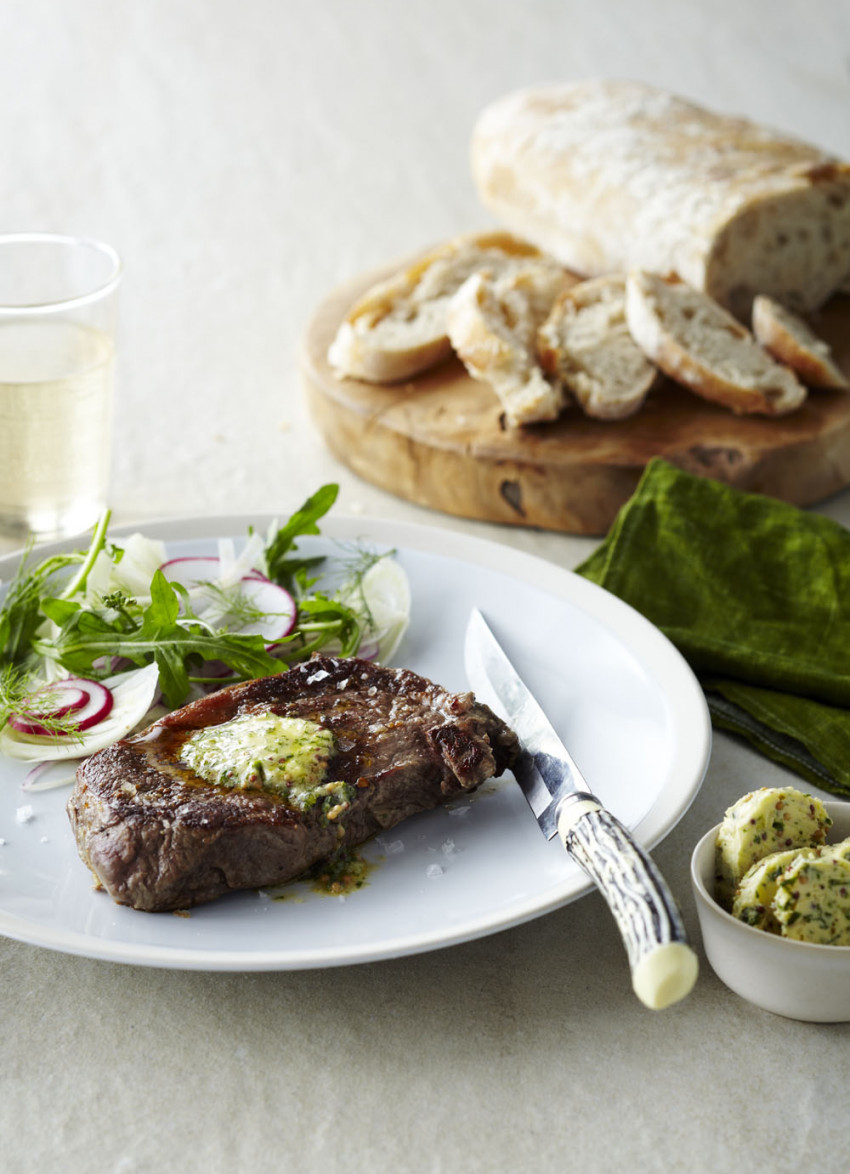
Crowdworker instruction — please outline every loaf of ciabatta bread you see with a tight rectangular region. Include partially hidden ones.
[752,296,849,390]
[471,81,850,319]
[327,230,550,383]
[537,275,657,419]
[625,270,807,415]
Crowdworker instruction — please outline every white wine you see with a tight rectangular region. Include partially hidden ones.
[0,319,114,539]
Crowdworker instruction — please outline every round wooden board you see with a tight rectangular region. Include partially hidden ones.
[301,258,850,534]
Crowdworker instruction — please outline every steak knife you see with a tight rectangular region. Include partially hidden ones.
[464,608,698,1010]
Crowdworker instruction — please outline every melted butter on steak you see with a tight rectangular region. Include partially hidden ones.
[179,713,339,804]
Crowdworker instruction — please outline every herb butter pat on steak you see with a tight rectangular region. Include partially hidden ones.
[67,655,520,912]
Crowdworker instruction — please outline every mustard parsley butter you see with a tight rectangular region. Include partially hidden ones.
[181,712,342,810]
[714,786,832,909]
[774,853,850,945]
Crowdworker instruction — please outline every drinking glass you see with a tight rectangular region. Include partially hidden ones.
[0,233,122,541]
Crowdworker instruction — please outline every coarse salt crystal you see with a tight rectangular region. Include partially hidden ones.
[15,805,34,824]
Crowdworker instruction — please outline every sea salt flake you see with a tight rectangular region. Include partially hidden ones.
[15,805,34,824]
[39,836,49,844]
[447,805,471,818]
[425,864,444,879]
[306,669,330,684]
[385,839,405,855]
[441,839,459,857]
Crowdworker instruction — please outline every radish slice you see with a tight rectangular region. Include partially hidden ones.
[231,577,297,644]
[159,556,266,590]
[159,556,228,590]
[7,678,113,737]
[160,558,295,646]
[22,760,81,791]
[0,663,161,762]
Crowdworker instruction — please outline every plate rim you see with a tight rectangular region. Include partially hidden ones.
[0,511,712,970]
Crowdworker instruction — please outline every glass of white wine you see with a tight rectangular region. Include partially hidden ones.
[0,233,122,541]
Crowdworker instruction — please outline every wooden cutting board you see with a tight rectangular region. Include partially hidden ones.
[301,257,850,535]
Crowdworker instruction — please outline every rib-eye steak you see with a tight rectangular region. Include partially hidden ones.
[67,655,520,911]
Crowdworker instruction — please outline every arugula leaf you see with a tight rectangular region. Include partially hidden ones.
[0,512,112,670]
[264,484,339,586]
[0,548,80,668]
[38,571,282,708]
[287,594,362,659]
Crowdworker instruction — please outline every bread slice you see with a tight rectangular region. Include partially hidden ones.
[625,270,807,415]
[537,275,657,419]
[752,295,849,390]
[327,231,546,383]
[446,262,573,426]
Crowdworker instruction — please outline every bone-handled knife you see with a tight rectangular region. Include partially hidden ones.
[464,608,698,1010]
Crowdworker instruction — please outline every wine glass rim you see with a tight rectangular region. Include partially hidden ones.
[0,233,122,314]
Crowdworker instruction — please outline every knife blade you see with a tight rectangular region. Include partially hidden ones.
[464,607,698,1011]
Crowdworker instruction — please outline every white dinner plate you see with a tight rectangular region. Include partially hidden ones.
[0,514,711,970]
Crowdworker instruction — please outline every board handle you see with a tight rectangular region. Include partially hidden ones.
[557,795,698,1010]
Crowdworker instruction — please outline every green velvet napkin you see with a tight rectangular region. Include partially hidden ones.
[576,459,850,796]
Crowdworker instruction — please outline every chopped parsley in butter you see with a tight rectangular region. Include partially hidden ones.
[714,786,832,909]
[182,712,342,810]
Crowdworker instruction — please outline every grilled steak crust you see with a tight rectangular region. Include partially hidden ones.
[67,655,520,912]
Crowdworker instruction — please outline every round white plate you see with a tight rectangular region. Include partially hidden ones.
[0,514,711,970]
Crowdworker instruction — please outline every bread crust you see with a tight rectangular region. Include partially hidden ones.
[472,81,850,319]
[625,271,807,416]
[752,295,850,390]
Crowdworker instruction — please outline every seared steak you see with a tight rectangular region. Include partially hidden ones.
[67,655,519,911]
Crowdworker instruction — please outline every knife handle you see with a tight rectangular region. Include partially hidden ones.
[557,795,698,1011]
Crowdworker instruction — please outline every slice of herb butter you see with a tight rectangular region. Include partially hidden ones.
[732,847,821,933]
[181,712,344,811]
[774,854,850,945]
[714,786,832,909]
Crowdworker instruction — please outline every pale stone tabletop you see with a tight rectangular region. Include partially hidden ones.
[1,2,849,1172]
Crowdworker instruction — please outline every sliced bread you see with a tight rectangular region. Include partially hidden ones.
[537,275,657,419]
[327,230,547,383]
[752,295,849,390]
[446,262,573,426]
[625,270,807,415]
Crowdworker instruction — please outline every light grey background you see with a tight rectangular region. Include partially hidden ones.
[1,3,849,1172]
